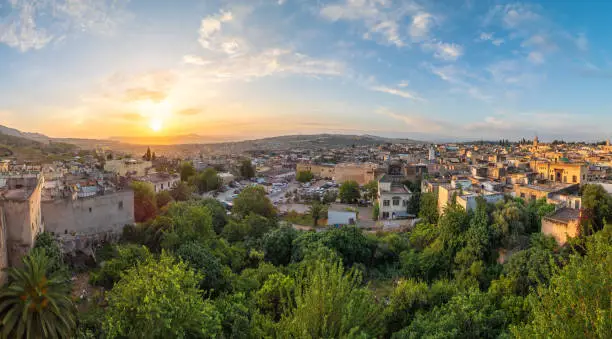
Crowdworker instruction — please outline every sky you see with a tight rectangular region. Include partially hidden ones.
[1,0,611,142]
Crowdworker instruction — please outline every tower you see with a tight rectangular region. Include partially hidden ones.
[533,135,539,149]
[428,146,436,163]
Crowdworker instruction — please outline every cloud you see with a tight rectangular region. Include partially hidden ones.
[574,33,588,51]
[429,64,490,101]
[123,88,167,103]
[186,8,346,82]
[478,32,504,46]
[0,0,128,52]
[370,85,424,101]
[182,55,211,66]
[424,41,464,61]
[177,108,202,116]
[527,51,544,64]
[376,107,450,133]
[409,12,435,41]
[319,0,423,47]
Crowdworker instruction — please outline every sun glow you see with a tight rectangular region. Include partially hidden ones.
[140,100,172,133]
[149,118,163,132]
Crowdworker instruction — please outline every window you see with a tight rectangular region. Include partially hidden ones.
[382,212,389,219]
[520,193,526,198]
[161,183,164,190]
[550,175,554,180]
[118,201,124,210]
[402,200,407,207]
[393,199,400,206]
[563,176,567,183]
[383,200,390,207]
[88,207,92,213]
[572,175,577,183]
[530,195,536,201]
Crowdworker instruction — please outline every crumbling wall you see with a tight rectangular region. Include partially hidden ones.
[42,190,134,237]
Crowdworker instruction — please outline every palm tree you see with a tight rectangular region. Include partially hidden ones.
[0,249,76,338]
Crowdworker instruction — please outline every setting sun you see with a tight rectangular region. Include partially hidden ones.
[149,118,163,132]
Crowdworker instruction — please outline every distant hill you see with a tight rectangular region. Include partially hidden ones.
[109,134,225,145]
[0,124,425,156]
[0,129,78,162]
[0,125,50,144]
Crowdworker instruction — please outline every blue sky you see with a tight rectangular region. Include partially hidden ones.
[0,0,611,141]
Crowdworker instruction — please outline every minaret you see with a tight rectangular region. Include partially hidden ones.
[533,135,539,150]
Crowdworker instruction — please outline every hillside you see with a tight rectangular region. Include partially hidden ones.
[0,124,50,144]
[0,131,78,162]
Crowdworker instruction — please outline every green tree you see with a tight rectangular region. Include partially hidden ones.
[363,180,379,202]
[156,190,174,209]
[262,225,298,266]
[407,192,421,215]
[255,272,295,321]
[322,190,338,204]
[239,159,256,179]
[170,181,193,201]
[200,198,228,234]
[338,180,360,204]
[296,170,314,183]
[176,241,227,294]
[179,161,196,182]
[163,202,215,247]
[131,181,157,222]
[90,244,153,289]
[189,168,221,193]
[581,184,612,235]
[512,225,611,338]
[103,252,222,339]
[232,186,276,219]
[279,260,384,338]
[373,202,380,220]
[398,289,508,339]
[418,192,439,225]
[33,232,64,275]
[0,250,76,339]
[308,202,325,226]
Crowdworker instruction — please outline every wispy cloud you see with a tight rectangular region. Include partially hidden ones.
[423,41,464,61]
[370,85,424,101]
[0,0,128,52]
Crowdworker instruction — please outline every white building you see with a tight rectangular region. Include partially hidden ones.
[218,172,235,186]
[377,174,413,220]
[428,146,436,162]
[134,173,180,193]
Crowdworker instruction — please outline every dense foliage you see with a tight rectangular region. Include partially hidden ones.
[4,183,610,338]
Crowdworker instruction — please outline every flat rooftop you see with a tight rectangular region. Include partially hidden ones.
[544,208,580,224]
[1,188,32,201]
[522,182,575,192]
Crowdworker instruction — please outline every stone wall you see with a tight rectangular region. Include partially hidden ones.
[0,207,8,285]
[42,190,134,237]
[2,180,43,267]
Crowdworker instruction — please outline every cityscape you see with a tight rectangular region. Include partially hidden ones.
[1,1,611,338]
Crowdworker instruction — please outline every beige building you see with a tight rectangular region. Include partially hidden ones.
[530,160,587,184]
[541,208,580,245]
[105,159,152,177]
[334,163,377,185]
[296,163,335,179]
[296,162,377,185]
[513,183,578,202]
